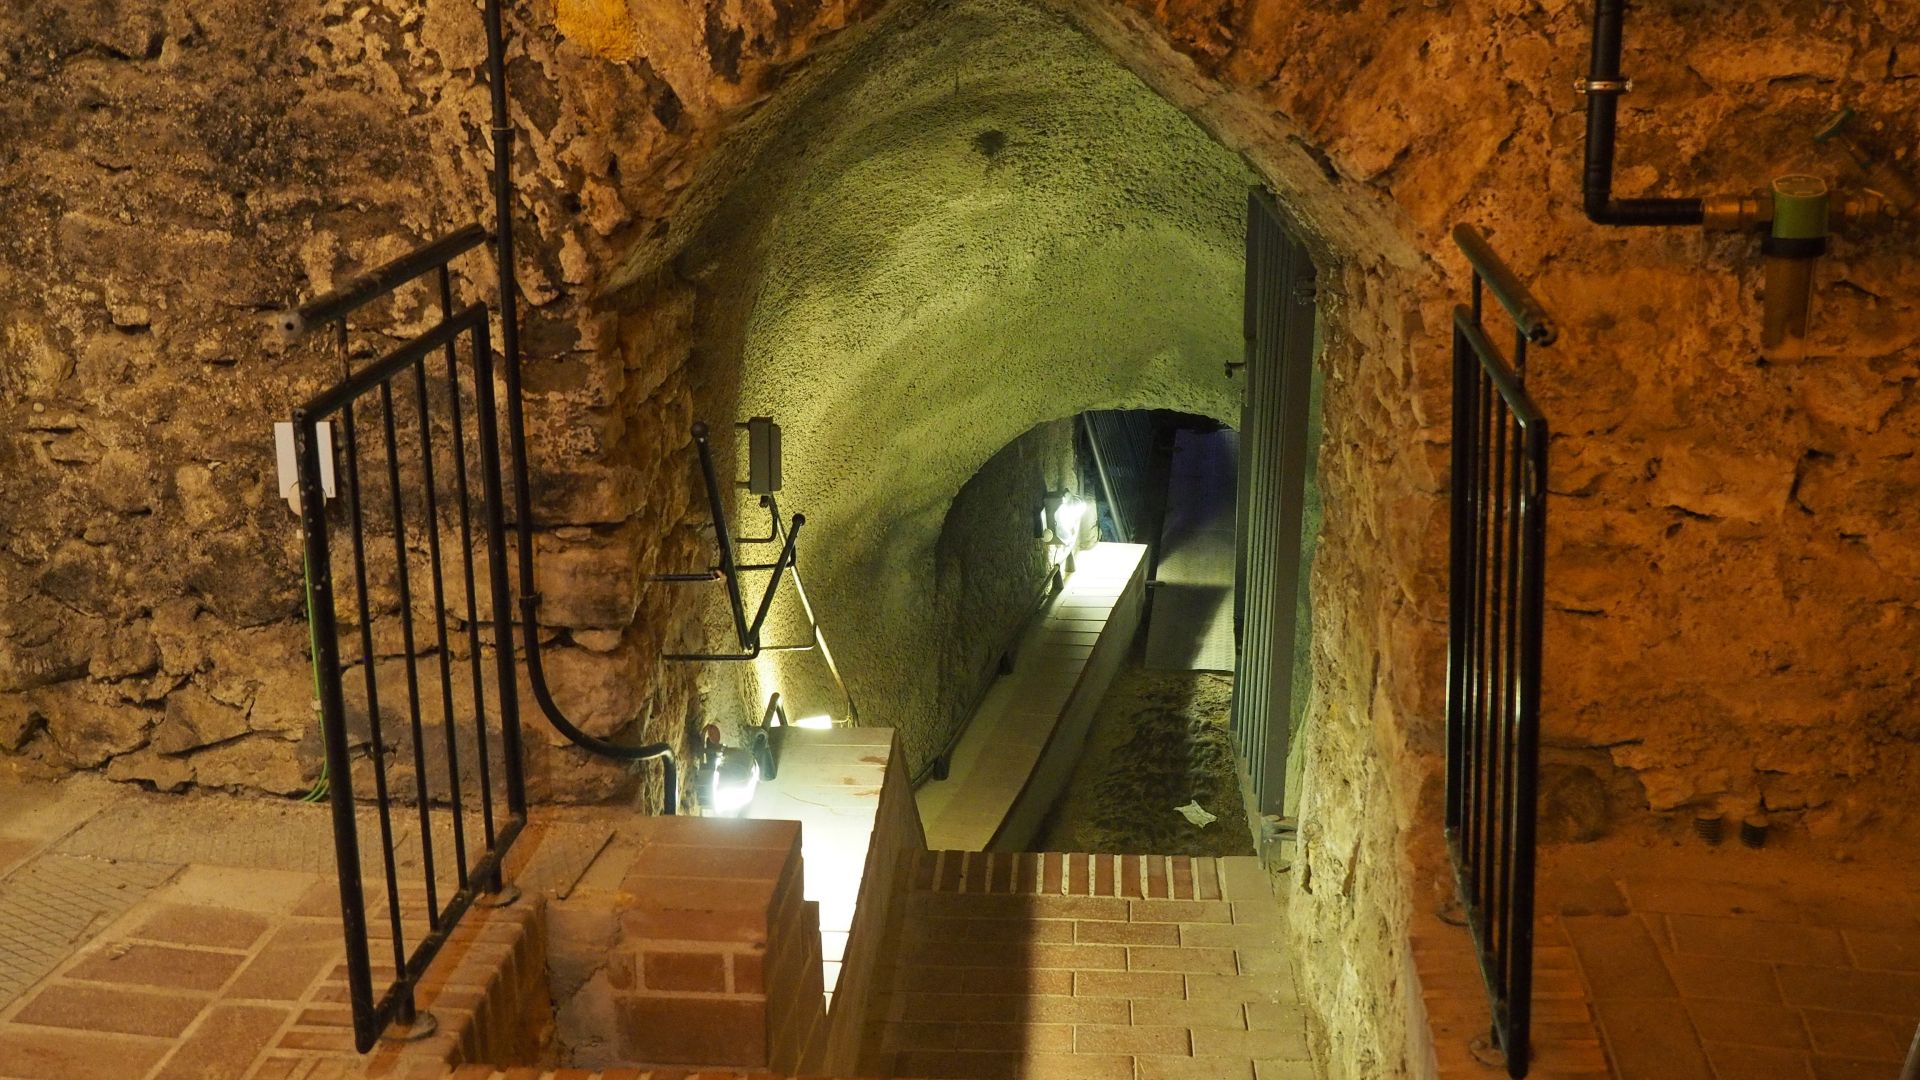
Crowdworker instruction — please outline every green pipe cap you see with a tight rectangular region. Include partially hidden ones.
[1771,174,1830,239]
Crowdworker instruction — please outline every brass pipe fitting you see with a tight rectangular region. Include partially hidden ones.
[1702,193,1771,232]
[1815,107,1919,219]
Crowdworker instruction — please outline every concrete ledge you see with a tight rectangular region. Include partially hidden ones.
[917,542,1150,852]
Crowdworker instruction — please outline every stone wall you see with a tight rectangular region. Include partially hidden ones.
[669,0,1248,764]
[0,0,878,802]
[925,421,1079,761]
[1062,0,1920,1072]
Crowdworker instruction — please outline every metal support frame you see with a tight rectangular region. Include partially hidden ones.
[654,422,808,662]
[1445,223,1551,1079]
[644,425,860,721]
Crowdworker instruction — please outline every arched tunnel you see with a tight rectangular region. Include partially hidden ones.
[668,0,1254,773]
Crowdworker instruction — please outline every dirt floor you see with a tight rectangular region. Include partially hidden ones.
[1034,663,1256,857]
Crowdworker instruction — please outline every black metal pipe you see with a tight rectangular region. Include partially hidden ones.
[662,514,806,662]
[424,271,470,889]
[693,423,753,646]
[339,385,414,1029]
[278,225,489,337]
[299,307,487,419]
[449,318,501,875]
[735,495,781,545]
[745,514,803,643]
[480,0,678,809]
[379,380,441,926]
[1582,0,1704,226]
[294,407,378,1051]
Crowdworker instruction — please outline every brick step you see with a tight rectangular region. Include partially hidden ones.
[910,852,1229,902]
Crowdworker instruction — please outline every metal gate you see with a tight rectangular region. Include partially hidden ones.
[288,227,527,1051]
[279,0,677,1051]
[1230,189,1318,817]
[1445,223,1551,1078]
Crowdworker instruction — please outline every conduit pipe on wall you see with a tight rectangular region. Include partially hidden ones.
[1580,0,1703,226]
[1577,0,1913,358]
[481,0,680,808]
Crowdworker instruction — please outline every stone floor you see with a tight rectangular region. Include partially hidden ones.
[1538,833,1920,1080]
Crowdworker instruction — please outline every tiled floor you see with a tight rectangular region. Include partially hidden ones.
[1541,836,1920,1080]
[867,851,1319,1080]
[0,776,579,1080]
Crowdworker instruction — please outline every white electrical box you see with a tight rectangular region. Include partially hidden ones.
[274,421,337,515]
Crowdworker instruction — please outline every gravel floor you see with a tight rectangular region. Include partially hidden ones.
[1034,664,1256,856]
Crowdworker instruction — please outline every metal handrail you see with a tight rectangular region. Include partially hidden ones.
[290,263,526,1051]
[276,225,489,339]
[1444,226,1550,1079]
[1451,225,1557,346]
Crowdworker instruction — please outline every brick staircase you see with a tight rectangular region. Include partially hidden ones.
[860,851,1316,1080]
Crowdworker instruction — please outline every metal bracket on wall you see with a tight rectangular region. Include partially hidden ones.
[646,423,862,723]
[649,421,805,662]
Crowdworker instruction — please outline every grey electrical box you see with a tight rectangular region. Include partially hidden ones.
[747,416,782,494]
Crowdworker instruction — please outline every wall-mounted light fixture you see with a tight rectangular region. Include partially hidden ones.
[697,721,768,817]
[1038,490,1090,573]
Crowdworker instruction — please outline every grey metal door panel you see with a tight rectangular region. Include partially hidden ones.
[1230,188,1317,817]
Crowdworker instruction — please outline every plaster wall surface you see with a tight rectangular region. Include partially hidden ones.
[678,0,1249,765]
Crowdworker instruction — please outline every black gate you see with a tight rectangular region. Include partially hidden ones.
[279,0,679,1051]
[1445,223,1552,1078]
[1230,189,1319,817]
[289,227,527,1051]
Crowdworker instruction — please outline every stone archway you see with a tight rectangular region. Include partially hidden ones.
[601,2,1437,1075]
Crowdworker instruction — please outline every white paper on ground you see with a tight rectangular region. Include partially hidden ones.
[1175,800,1217,828]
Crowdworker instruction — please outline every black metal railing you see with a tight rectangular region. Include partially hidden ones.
[281,0,684,1051]
[1445,223,1552,1078]
[289,227,526,1052]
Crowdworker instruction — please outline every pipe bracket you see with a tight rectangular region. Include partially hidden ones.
[1574,77,1633,95]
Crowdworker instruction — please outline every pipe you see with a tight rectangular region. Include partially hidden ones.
[1816,107,1918,218]
[1760,175,1829,360]
[483,0,677,810]
[661,513,805,661]
[1581,0,1704,226]
[693,423,753,647]
[1080,414,1130,543]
